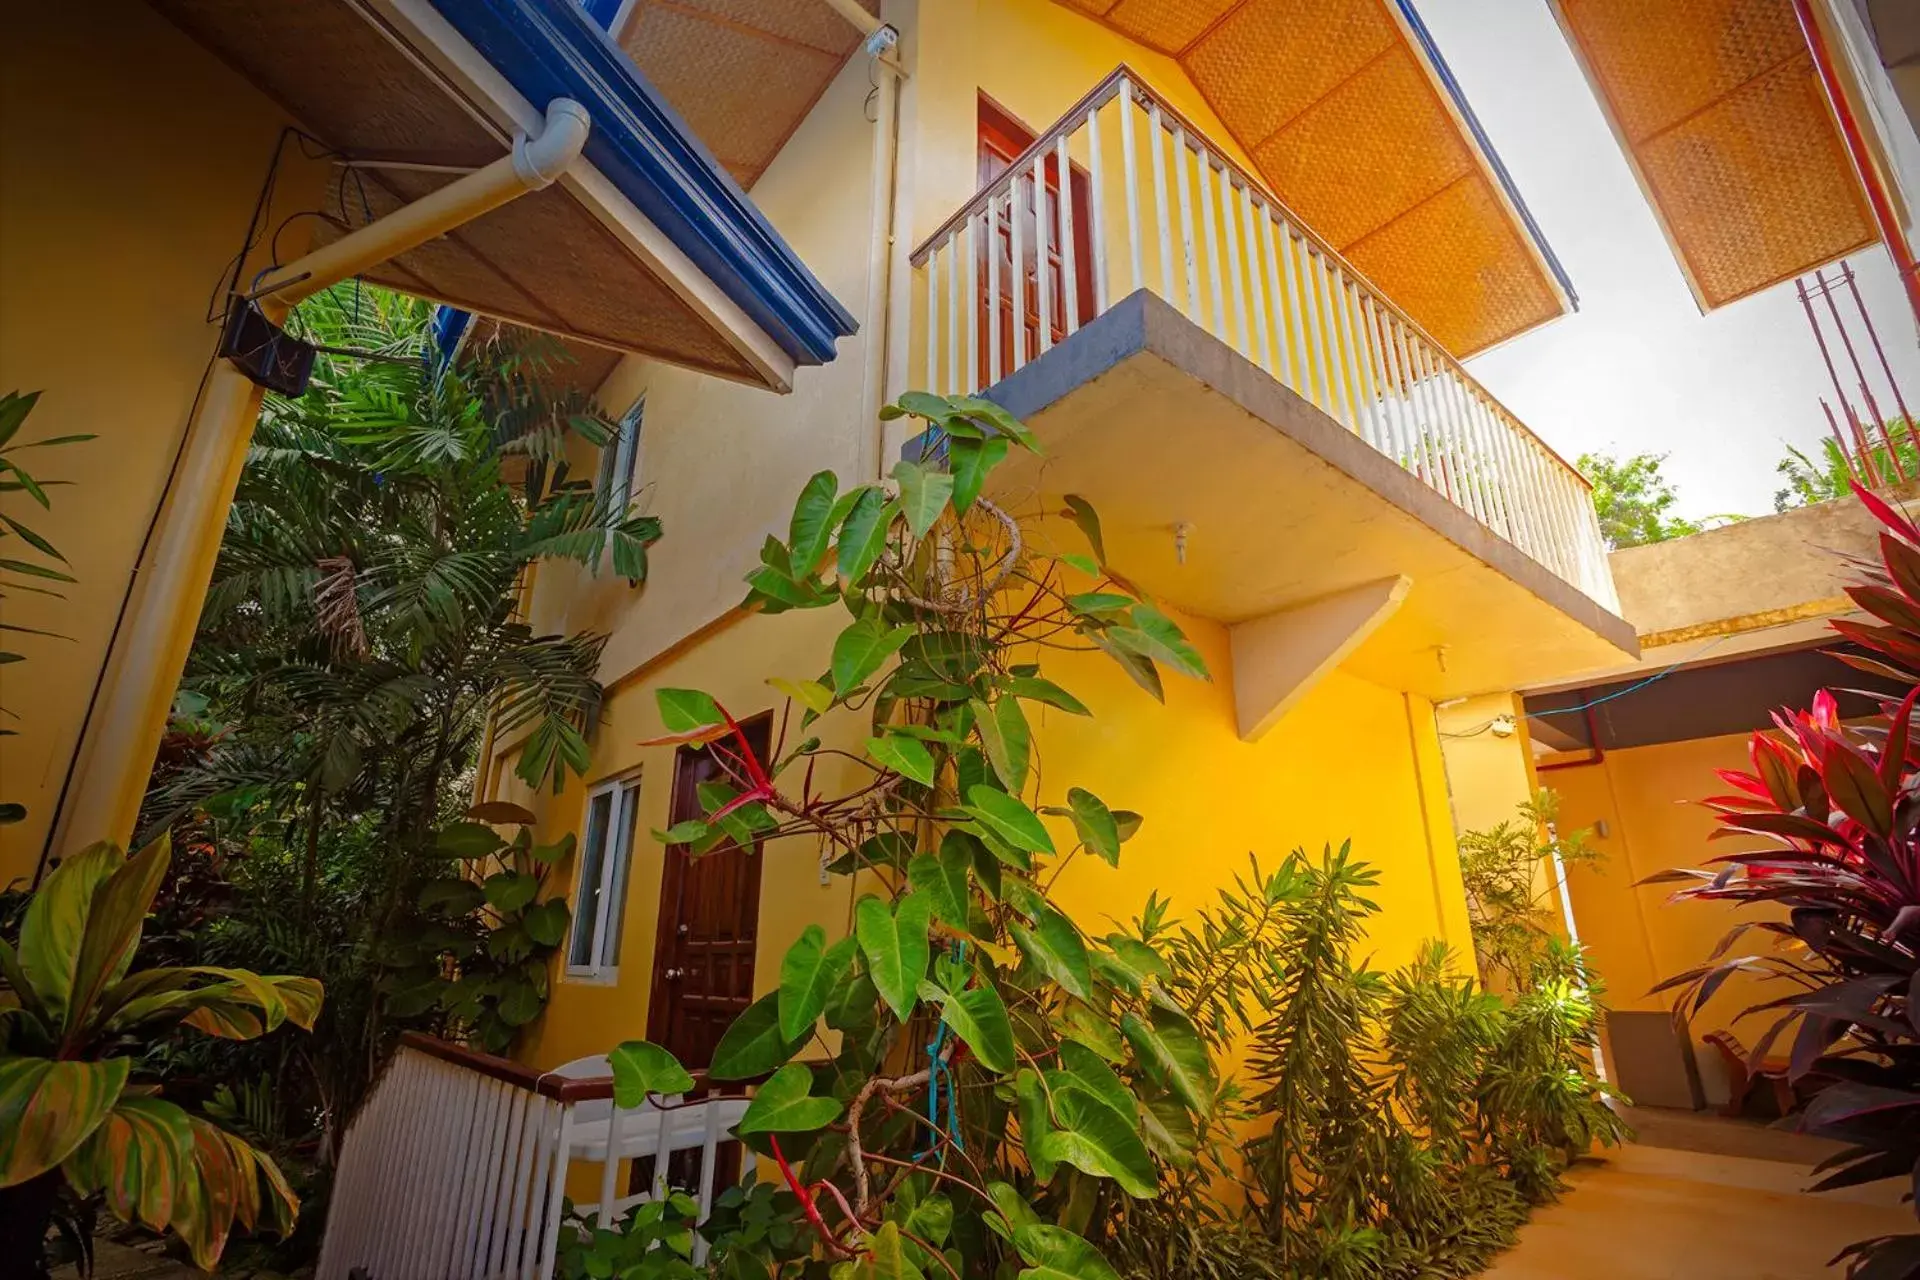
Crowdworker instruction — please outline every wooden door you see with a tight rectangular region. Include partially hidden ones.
[645,713,773,1069]
[977,96,1096,385]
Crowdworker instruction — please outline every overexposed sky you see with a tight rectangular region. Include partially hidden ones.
[1415,0,1920,521]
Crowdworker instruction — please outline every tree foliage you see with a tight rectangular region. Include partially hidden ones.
[1456,791,1603,990]
[591,391,1217,1278]
[1576,450,1706,549]
[1773,430,1920,513]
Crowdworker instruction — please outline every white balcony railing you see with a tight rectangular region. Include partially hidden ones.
[909,68,1618,612]
[316,1034,752,1280]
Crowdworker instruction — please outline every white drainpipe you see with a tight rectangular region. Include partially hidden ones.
[46,101,592,864]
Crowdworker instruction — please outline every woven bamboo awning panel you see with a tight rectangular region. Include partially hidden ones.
[1055,0,1568,357]
[1553,0,1876,311]
[617,0,876,188]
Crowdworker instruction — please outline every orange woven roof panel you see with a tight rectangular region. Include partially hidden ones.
[1552,0,1876,310]
[1057,0,1572,356]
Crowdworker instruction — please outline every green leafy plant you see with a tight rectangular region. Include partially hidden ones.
[392,803,573,1053]
[600,391,1215,1276]
[134,286,643,1167]
[1457,791,1602,989]
[0,836,321,1271]
[0,388,93,827]
[1650,483,1920,1277]
[1773,431,1920,512]
[1577,449,1728,549]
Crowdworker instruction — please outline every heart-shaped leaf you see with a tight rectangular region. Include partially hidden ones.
[1121,1007,1214,1117]
[1016,1069,1057,1184]
[787,470,840,574]
[917,979,1014,1073]
[1048,1042,1134,1118]
[856,893,934,1020]
[736,1063,842,1135]
[974,697,1031,793]
[867,734,935,786]
[1010,908,1091,999]
[657,687,725,734]
[949,435,1009,516]
[779,925,858,1039]
[709,992,808,1080]
[769,676,833,715]
[610,1040,696,1107]
[963,787,1054,855]
[837,486,896,585]
[1036,1087,1157,1198]
[1066,789,1119,865]
[1005,676,1090,716]
[908,839,973,930]
[1013,1224,1122,1280]
[832,617,913,695]
[892,460,955,539]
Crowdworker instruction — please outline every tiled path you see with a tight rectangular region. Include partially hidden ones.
[1486,1130,1912,1280]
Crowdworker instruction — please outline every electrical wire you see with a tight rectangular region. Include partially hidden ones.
[1526,633,1738,720]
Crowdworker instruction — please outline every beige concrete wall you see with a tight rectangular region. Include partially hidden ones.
[0,3,323,885]
[1608,485,1911,645]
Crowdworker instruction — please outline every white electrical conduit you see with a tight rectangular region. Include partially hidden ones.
[255,97,591,306]
[46,99,592,860]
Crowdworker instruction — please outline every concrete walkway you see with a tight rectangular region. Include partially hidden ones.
[1487,1136,1912,1279]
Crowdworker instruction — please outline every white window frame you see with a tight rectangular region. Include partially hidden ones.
[566,772,641,982]
[599,396,643,519]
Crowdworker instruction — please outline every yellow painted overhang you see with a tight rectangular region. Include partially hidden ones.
[610,0,876,189]
[1055,0,1574,357]
[1551,0,1878,311]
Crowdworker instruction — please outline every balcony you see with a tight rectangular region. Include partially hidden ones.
[908,69,1635,713]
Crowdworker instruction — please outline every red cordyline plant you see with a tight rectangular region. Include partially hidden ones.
[1651,484,1920,1279]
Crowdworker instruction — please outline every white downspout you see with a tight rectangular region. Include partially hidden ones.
[46,101,592,862]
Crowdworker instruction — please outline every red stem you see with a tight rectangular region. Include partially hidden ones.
[769,1135,849,1257]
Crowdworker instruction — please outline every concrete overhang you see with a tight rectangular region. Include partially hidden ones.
[978,291,1639,709]
[148,0,857,391]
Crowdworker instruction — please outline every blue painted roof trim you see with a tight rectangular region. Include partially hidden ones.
[427,0,858,366]
[1393,0,1579,310]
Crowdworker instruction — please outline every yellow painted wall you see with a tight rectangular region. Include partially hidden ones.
[518,595,1475,1073]
[1543,732,1773,1043]
[1436,693,1538,836]
[0,4,322,886]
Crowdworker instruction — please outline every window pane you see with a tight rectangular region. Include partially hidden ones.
[602,781,641,966]
[569,791,614,968]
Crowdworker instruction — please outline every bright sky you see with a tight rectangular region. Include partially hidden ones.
[1415,0,1920,522]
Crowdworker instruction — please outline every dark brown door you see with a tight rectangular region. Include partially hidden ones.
[645,713,773,1070]
[977,96,1097,385]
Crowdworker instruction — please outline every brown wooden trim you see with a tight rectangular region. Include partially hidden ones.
[396,1031,745,1103]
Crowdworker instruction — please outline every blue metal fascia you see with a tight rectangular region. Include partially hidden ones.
[1393,0,1579,310]
[427,0,858,366]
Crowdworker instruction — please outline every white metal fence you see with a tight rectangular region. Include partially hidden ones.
[316,1036,749,1280]
[908,67,1618,613]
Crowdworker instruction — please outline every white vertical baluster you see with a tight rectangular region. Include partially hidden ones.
[498,1089,541,1278]
[923,244,938,394]
[1032,149,1051,355]
[1350,283,1392,455]
[693,1101,724,1265]
[1263,213,1298,392]
[427,1069,476,1276]
[1117,77,1144,294]
[1197,155,1226,339]
[946,229,961,392]
[1450,369,1499,529]
[1515,423,1557,567]
[1009,178,1027,372]
[1330,271,1375,445]
[1413,340,1457,505]
[521,1097,562,1280]
[1545,451,1581,582]
[1056,134,1079,336]
[450,1074,492,1272]
[387,1059,431,1279]
[652,1099,675,1201]
[1488,395,1536,550]
[487,1087,532,1279]
[1085,96,1110,313]
[1393,321,1433,484]
[1284,228,1325,411]
[987,196,1003,385]
[966,214,981,392]
[1148,100,1175,301]
[1173,125,1199,320]
[1244,190,1273,374]
[1307,249,1353,429]
[1223,177,1252,356]
[536,1104,577,1280]
[467,1079,510,1277]
[600,1097,629,1226]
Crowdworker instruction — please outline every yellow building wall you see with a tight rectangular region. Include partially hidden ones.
[1544,732,1774,1043]
[518,596,1475,1073]
[0,3,323,886]
[1437,693,1538,836]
